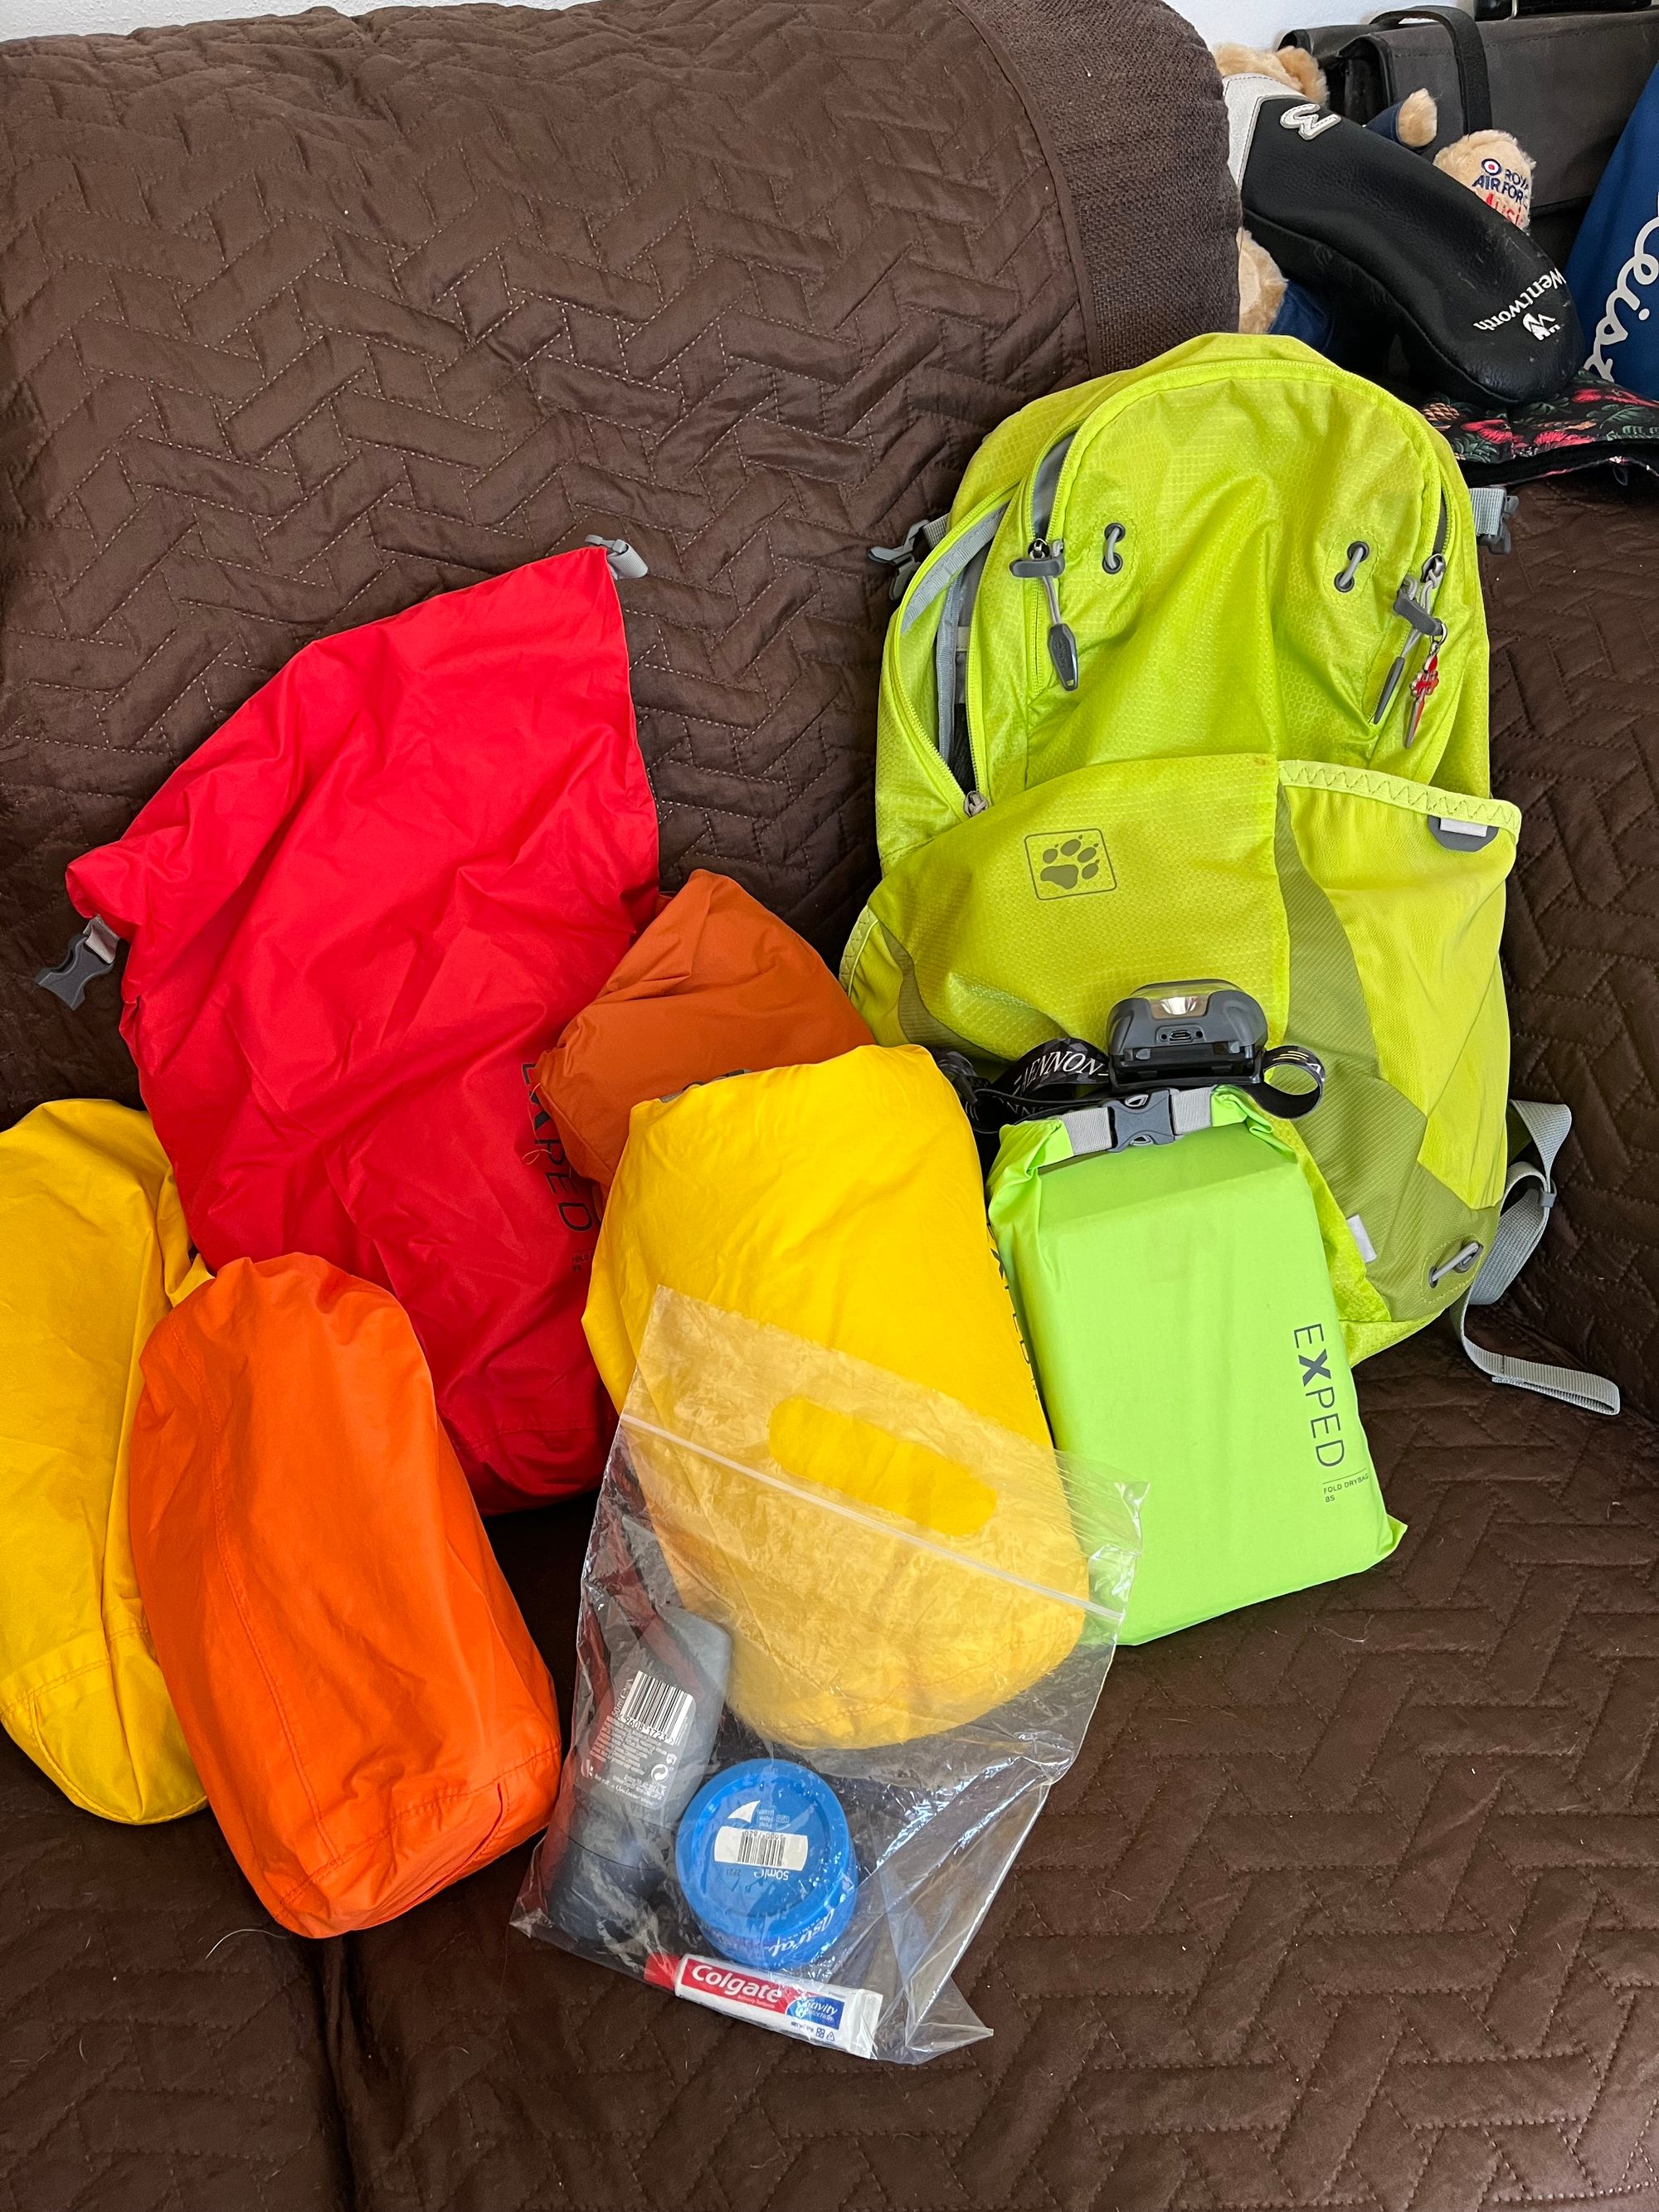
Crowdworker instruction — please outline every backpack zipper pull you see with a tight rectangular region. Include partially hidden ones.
[1406,646,1441,746]
[1402,548,1447,740]
[1010,537,1080,693]
[1374,498,1448,727]
[1373,555,1448,726]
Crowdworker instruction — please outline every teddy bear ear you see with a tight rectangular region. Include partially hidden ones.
[1212,41,1267,80]
[1212,41,1328,101]
[1398,87,1438,148]
[1274,46,1329,104]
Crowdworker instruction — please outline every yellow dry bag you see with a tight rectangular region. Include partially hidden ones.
[583,1046,1089,1748]
[0,1101,208,1822]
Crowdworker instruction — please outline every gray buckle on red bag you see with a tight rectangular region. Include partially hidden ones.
[36,916,120,1009]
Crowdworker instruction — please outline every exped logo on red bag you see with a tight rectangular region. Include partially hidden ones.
[521,1064,596,1237]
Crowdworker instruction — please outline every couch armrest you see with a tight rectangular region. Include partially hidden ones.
[1487,473,1659,1414]
[953,0,1238,367]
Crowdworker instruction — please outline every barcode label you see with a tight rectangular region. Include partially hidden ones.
[713,1826,809,1874]
[615,1670,694,1748]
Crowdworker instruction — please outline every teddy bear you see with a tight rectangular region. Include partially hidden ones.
[1215,43,1537,338]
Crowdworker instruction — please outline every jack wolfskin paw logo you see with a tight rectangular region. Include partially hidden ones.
[1041,839,1098,887]
[1025,829,1115,899]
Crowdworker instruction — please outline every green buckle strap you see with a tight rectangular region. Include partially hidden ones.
[1452,1099,1621,1417]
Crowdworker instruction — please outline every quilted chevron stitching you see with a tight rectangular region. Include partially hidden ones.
[1,0,1093,1132]
[1487,478,1659,1414]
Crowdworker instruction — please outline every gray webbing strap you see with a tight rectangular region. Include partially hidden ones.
[898,505,1005,631]
[1452,1099,1621,1417]
[870,513,953,604]
[1467,485,1515,552]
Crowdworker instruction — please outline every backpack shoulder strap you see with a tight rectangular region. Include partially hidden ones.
[1360,8,1494,137]
[1452,1099,1620,1416]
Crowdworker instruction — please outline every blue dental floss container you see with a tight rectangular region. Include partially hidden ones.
[675,1758,857,1971]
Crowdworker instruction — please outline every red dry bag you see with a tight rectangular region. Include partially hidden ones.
[68,549,659,1510]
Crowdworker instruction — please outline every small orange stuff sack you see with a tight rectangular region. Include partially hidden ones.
[534,869,872,1196]
[129,1255,562,1938]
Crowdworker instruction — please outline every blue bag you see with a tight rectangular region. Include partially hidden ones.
[1569,64,1659,397]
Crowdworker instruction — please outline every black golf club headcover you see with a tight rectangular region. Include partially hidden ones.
[1225,72,1582,406]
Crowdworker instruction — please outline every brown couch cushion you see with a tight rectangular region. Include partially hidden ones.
[0,1746,350,2210]
[0,0,1233,1130]
[1488,474,1659,1421]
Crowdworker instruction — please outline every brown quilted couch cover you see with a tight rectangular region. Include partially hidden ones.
[0,0,1231,1121]
[2,7,1657,2212]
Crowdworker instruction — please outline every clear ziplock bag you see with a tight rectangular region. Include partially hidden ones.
[513,1291,1141,2063]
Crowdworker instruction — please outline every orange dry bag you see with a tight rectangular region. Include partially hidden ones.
[534,869,872,1197]
[129,1255,562,1937]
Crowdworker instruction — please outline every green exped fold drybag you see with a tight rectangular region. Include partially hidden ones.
[988,1089,1403,1644]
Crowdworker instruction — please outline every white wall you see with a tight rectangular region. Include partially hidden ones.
[1175,0,1386,47]
[5,0,1471,54]
[6,0,580,36]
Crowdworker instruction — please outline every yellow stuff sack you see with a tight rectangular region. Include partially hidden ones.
[0,1101,208,1822]
[583,1045,1089,1748]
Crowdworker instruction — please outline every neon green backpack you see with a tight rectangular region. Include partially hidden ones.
[844,333,1614,1411]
